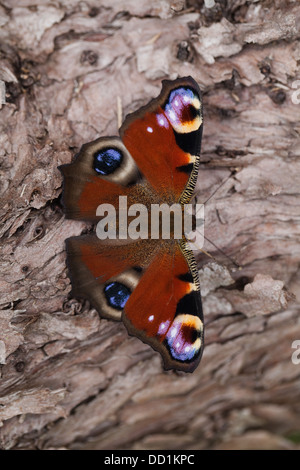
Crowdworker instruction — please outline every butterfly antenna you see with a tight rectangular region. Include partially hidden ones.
[197,247,215,260]
[195,242,239,269]
[202,234,241,270]
[202,170,236,205]
[190,169,240,269]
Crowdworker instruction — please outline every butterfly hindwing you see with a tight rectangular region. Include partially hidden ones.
[59,137,140,221]
[65,236,155,320]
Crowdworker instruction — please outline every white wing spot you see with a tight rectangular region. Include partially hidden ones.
[170,326,178,338]
[168,110,176,121]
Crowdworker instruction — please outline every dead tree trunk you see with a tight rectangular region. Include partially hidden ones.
[0,0,300,450]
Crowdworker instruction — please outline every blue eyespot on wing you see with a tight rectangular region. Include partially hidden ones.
[164,314,202,362]
[93,148,123,175]
[104,281,131,310]
[59,137,140,221]
[164,87,202,134]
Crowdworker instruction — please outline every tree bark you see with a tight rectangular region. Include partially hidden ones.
[0,0,300,450]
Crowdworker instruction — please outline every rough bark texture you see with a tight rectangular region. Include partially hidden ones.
[0,0,300,450]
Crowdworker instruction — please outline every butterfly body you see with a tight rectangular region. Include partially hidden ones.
[60,76,204,372]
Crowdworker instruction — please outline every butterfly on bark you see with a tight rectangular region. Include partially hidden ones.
[60,76,204,372]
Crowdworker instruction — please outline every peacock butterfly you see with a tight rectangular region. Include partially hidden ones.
[59,76,204,372]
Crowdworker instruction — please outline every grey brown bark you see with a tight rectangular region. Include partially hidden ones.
[0,0,300,450]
